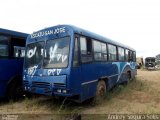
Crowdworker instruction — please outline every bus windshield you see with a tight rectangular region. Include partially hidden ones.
[25,41,44,68]
[43,36,70,68]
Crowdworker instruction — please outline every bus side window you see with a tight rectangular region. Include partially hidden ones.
[73,37,79,67]
[108,44,117,61]
[93,40,107,61]
[11,37,26,58]
[128,51,133,62]
[80,36,92,63]
[125,49,129,61]
[14,46,25,58]
[0,35,9,57]
[133,51,136,62]
[118,47,125,61]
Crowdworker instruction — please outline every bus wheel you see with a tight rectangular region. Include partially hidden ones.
[7,81,23,100]
[94,80,106,104]
[127,71,132,81]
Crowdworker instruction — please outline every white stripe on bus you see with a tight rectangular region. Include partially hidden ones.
[81,80,98,85]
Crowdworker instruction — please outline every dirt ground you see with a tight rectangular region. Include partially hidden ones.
[0,70,160,119]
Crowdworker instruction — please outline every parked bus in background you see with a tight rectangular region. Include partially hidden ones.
[145,57,156,70]
[23,25,136,102]
[0,28,28,99]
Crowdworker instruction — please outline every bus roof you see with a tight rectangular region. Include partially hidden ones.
[31,24,135,51]
[0,28,28,38]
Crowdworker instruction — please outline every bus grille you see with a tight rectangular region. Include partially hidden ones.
[23,80,29,86]
[54,83,66,87]
[32,81,51,88]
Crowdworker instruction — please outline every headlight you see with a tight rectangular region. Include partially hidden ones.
[57,89,61,93]
[62,89,67,93]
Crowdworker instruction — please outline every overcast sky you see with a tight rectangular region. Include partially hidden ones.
[1,0,160,58]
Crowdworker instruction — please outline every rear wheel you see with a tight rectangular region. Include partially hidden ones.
[127,71,132,80]
[94,80,106,104]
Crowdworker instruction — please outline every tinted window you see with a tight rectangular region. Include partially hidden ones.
[80,37,92,63]
[11,37,26,58]
[151,59,155,62]
[125,49,129,61]
[80,37,87,55]
[93,40,107,61]
[133,51,136,62]
[118,47,125,61]
[14,46,25,57]
[73,37,79,67]
[0,35,9,57]
[108,44,117,61]
[129,51,133,61]
[146,59,150,62]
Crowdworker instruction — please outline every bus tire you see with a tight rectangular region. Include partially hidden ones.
[7,80,23,100]
[127,71,131,80]
[94,80,106,103]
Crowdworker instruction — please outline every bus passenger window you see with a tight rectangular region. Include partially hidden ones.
[125,49,129,61]
[118,47,125,61]
[80,37,92,63]
[14,46,25,58]
[11,37,26,58]
[0,35,9,57]
[73,37,79,67]
[93,40,107,61]
[133,51,136,62]
[129,51,133,61]
[80,37,87,54]
[108,44,117,61]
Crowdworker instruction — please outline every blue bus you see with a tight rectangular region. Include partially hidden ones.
[23,25,136,102]
[0,28,28,99]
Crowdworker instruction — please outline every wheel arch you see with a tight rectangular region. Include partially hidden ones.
[98,76,109,89]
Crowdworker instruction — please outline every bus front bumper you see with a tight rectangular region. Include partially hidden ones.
[24,86,73,97]
[23,75,73,97]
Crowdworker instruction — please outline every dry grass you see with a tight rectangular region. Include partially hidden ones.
[82,70,160,114]
[0,70,160,117]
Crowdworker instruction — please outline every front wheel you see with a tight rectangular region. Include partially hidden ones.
[94,80,106,104]
[7,81,24,100]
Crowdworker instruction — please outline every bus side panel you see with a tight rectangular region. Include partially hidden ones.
[70,61,136,102]
[69,65,97,102]
[79,62,119,101]
[116,62,130,84]
[81,82,97,101]
[0,59,23,97]
[118,62,137,84]
[69,67,82,96]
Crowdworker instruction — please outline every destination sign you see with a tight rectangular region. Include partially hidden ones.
[30,27,65,39]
